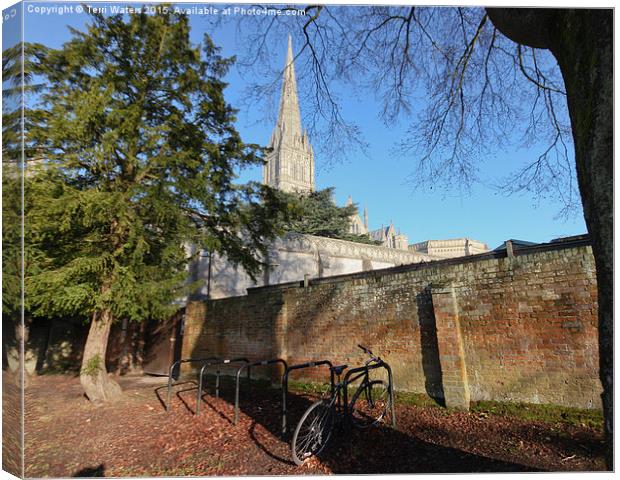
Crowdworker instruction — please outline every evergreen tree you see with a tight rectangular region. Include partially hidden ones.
[26,10,287,403]
[274,187,380,245]
[2,42,49,384]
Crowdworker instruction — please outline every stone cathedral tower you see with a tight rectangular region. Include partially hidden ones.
[263,36,315,193]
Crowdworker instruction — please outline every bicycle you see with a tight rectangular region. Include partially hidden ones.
[291,344,396,465]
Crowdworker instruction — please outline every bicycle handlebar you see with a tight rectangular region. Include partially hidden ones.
[358,344,381,365]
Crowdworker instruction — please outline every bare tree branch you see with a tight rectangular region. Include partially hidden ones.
[220,5,576,214]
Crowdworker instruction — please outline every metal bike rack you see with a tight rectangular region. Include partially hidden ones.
[233,358,288,427]
[281,360,334,434]
[166,356,220,412]
[342,361,397,428]
[386,363,397,427]
[196,358,250,415]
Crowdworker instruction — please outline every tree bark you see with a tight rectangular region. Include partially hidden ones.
[550,11,613,471]
[14,320,30,389]
[487,8,613,470]
[486,8,555,49]
[80,309,122,405]
[134,320,147,373]
[116,317,130,375]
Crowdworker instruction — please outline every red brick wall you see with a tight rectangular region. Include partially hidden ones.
[183,242,601,409]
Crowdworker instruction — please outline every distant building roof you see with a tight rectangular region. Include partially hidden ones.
[368,229,385,241]
[493,239,538,251]
[493,234,590,252]
[550,234,590,243]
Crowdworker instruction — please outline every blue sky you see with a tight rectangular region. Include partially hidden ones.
[12,1,588,249]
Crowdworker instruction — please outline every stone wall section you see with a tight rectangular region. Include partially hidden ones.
[431,283,470,409]
[183,241,601,409]
[190,232,437,300]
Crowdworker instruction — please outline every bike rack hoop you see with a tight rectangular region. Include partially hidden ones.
[281,359,334,434]
[196,357,250,416]
[166,356,220,412]
[233,358,288,426]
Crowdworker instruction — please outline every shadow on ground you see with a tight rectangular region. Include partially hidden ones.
[72,464,105,477]
[168,375,540,474]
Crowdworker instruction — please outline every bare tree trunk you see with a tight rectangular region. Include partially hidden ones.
[487,8,613,469]
[80,309,122,405]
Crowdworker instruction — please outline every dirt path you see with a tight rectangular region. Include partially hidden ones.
[19,374,605,477]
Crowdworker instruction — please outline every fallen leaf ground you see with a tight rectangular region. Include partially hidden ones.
[16,373,605,477]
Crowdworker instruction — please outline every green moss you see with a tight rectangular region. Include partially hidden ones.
[471,400,603,428]
[81,354,102,378]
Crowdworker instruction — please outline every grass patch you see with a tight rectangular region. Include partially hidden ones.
[286,380,331,396]
[471,400,603,428]
[183,373,602,430]
[287,381,443,408]
[287,382,443,410]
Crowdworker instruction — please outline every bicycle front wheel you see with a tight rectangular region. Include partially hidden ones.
[349,380,390,428]
[291,399,335,465]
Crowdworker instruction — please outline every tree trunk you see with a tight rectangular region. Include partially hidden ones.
[116,317,130,375]
[487,8,613,469]
[80,309,122,405]
[133,320,147,373]
[549,10,613,470]
[14,320,30,389]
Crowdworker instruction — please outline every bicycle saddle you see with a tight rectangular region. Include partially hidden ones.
[330,364,348,375]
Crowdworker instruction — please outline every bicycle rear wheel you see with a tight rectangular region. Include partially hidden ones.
[349,380,390,428]
[291,399,335,465]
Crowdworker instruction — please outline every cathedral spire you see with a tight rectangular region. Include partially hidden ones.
[274,34,303,143]
[263,35,315,193]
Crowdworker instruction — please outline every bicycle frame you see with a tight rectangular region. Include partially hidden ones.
[314,368,367,427]
[309,359,397,428]
[341,360,397,428]
[290,347,396,466]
